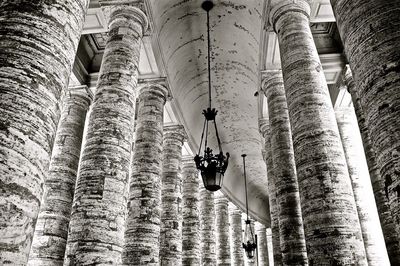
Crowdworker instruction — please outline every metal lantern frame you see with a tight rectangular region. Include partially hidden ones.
[241,154,258,260]
[194,0,229,192]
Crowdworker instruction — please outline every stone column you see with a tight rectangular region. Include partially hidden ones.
[343,66,400,264]
[0,0,89,263]
[123,81,168,265]
[64,5,148,265]
[229,204,244,266]
[259,118,282,266]
[335,106,390,265]
[200,187,217,265]
[270,1,367,264]
[215,193,231,266]
[181,158,201,265]
[160,125,186,266]
[262,70,308,265]
[329,0,400,246]
[255,223,270,266]
[266,229,273,266]
[28,86,92,265]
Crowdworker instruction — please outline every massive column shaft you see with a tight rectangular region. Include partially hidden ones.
[160,125,186,265]
[181,158,201,265]
[255,223,270,266]
[28,86,92,265]
[335,106,390,265]
[259,119,282,266]
[0,0,88,263]
[64,6,148,265]
[123,82,168,265]
[229,205,244,266]
[200,187,217,265]
[270,1,366,264]
[329,0,400,243]
[343,67,400,264]
[262,70,308,265]
[215,194,231,266]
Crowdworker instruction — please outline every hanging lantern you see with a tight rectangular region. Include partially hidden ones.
[243,219,257,259]
[194,0,229,192]
[241,154,257,258]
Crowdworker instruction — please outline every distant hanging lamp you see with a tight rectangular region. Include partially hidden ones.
[241,154,257,259]
[194,0,230,192]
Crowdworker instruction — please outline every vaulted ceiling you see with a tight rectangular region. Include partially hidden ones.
[73,0,347,224]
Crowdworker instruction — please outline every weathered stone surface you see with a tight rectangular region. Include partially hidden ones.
[266,229,273,266]
[330,0,400,256]
[181,158,201,266]
[215,193,231,266]
[0,0,89,263]
[270,1,367,264]
[259,118,282,266]
[343,67,400,264]
[160,125,186,266]
[28,86,92,265]
[336,106,390,265]
[123,82,168,265]
[262,70,308,265]
[200,187,217,266]
[255,223,269,266]
[229,204,244,266]
[64,6,148,265]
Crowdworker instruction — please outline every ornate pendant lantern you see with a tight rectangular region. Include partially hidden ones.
[194,0,229,192]
[241,154,257,259]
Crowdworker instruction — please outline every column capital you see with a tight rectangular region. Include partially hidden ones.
[102,3,148,35]
[228,203,243,216]
[260,69,284,96]
[182,156,197,168]
[258,118,270,139]
[269,0,311,32]
[255,221,267,231]
[215,192,228,203]
[341,65,356,95]
[163,124,187,143]
[65,85,93,109]
[138,77,171,101]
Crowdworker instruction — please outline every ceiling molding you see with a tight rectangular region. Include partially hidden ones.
[72,56,89,85]
[82,7,108,35]
[319,53,346,84]
[310,0,336,23]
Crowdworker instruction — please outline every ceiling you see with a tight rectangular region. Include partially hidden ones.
[72,0,347,224]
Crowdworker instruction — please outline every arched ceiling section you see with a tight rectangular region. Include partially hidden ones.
[149,0,270,223]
